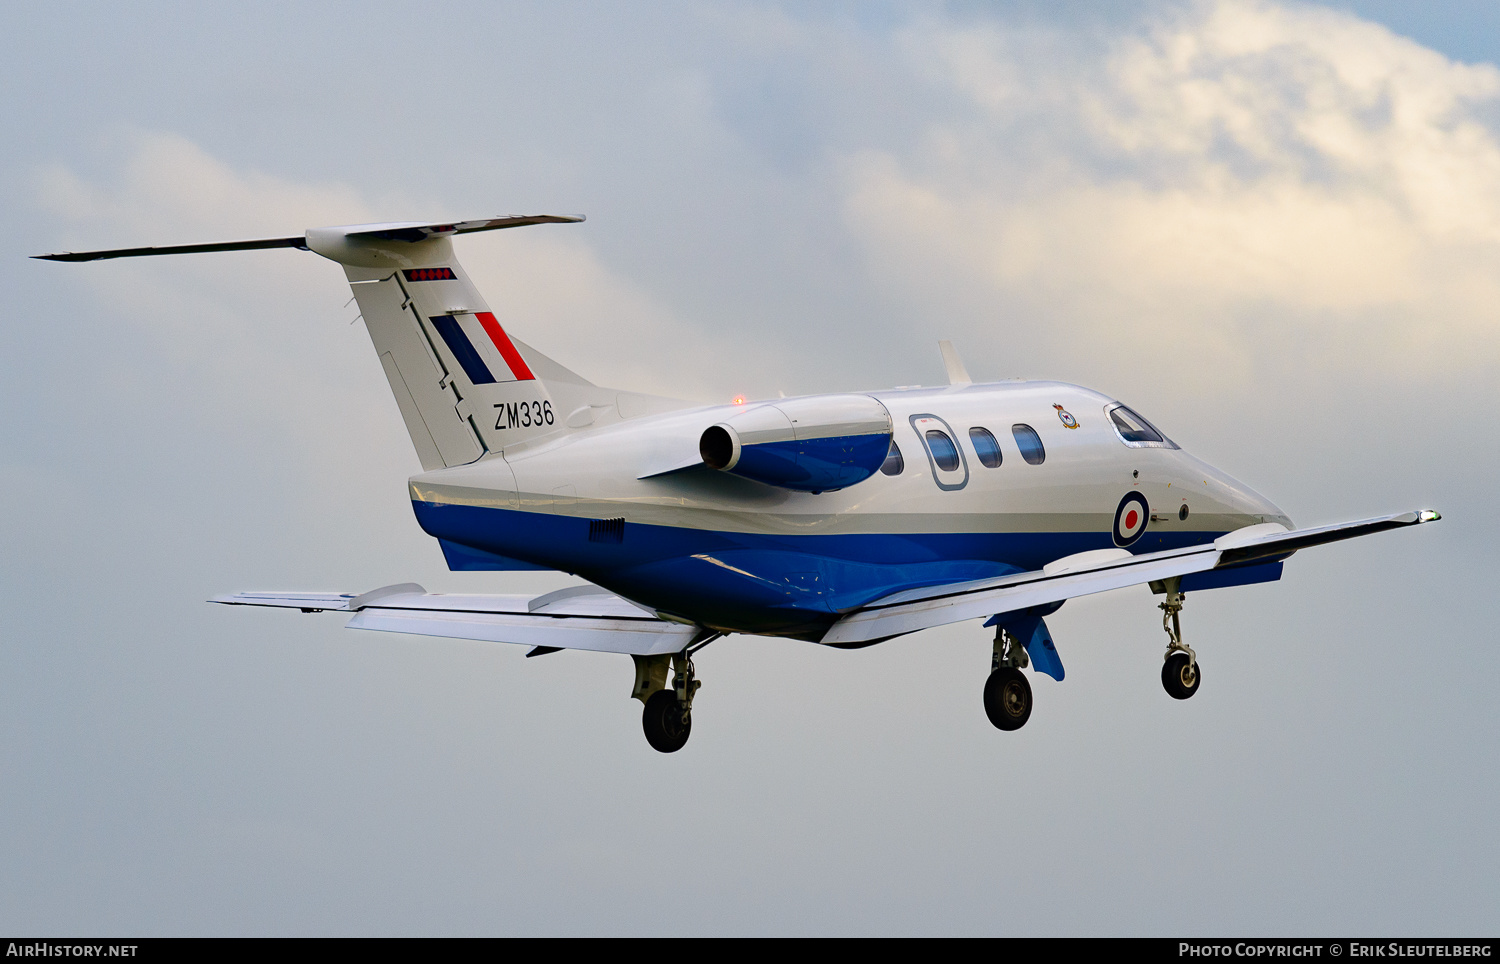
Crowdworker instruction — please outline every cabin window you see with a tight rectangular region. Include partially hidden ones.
[969,427,1002,468]
[924,430,961,471]
[1106,403,1178,449]
[1012,424,1045,465]
[880,440,904,476]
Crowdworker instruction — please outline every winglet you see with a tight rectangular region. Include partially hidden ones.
[939,340,972,386]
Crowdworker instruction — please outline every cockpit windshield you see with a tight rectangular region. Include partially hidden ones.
[1107,404,1177,449]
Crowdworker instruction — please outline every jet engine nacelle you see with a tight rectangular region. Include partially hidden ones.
[699,394,893,492]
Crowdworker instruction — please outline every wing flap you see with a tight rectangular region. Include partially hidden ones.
[346,607,694,656]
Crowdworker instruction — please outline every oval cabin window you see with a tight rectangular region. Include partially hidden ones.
[880,440,904,476]
[1011,424,1045,465]
[969,427,1002,468]
[924,430,961,471]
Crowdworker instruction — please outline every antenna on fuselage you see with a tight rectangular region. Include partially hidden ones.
[939,340,972,386]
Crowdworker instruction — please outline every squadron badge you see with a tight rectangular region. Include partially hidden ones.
[1054,404,1079,429]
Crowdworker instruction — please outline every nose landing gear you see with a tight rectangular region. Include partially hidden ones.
[1158,580,1201,700]
[1162,651,1200,700]
[984,626,1033,730]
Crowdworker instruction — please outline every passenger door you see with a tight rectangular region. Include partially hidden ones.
[910,414,969,491]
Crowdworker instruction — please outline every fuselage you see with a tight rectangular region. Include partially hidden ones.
[407,380,1290,639]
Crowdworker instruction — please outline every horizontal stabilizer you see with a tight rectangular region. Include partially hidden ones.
[33,236,307,262]
[212,581,696,656]
[339,215,583,244]
[33,214,584,262]
[821,509,1440,646]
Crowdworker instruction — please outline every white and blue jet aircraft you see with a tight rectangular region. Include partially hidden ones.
[38,215,1441,752]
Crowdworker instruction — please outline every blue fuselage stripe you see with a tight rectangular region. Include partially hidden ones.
[411,500,1230,636]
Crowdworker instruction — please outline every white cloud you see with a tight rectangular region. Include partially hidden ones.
[843,0,1500,384]
[459,228,760,403]
[36,131,378,241]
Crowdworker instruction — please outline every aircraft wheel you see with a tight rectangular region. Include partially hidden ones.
[642,689,692,753]
[1162,652,1201,700]
[983,667,1032,731]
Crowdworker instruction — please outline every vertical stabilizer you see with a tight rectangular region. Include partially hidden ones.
[307,222,578,467]
[344,261,561,467]
[34,215,691,469]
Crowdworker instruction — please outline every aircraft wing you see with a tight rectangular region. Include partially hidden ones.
[211,582,697,656]
[820,510,1441,646]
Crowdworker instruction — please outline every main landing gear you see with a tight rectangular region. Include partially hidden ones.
[632,633,719,753]
[642,686,692,753]
[1158,580,1201,700]
[984,626,1033,730]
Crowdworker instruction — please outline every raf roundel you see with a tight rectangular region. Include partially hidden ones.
[1113,491,1150,547]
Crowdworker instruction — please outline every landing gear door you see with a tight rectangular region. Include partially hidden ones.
[910,414,969,491]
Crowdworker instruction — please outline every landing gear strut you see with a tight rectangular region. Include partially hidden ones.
[633,634,718,753]
[984,625,1033,730]
[1158,580,1201,700]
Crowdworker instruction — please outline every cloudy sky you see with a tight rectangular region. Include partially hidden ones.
[2,0,1496,935]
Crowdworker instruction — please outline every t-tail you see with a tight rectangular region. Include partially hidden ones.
[35,216,681,468]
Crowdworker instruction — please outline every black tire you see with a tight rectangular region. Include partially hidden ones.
[983,668,1032,731]
[642,689,692,753]
[1162,652,1201,700]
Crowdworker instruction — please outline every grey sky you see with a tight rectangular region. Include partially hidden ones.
[2,1,1496,935]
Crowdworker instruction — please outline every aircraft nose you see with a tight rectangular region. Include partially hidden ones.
[1214,471,1294,529]
[1180,453,1294,529]
[1235,486,1293,529]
